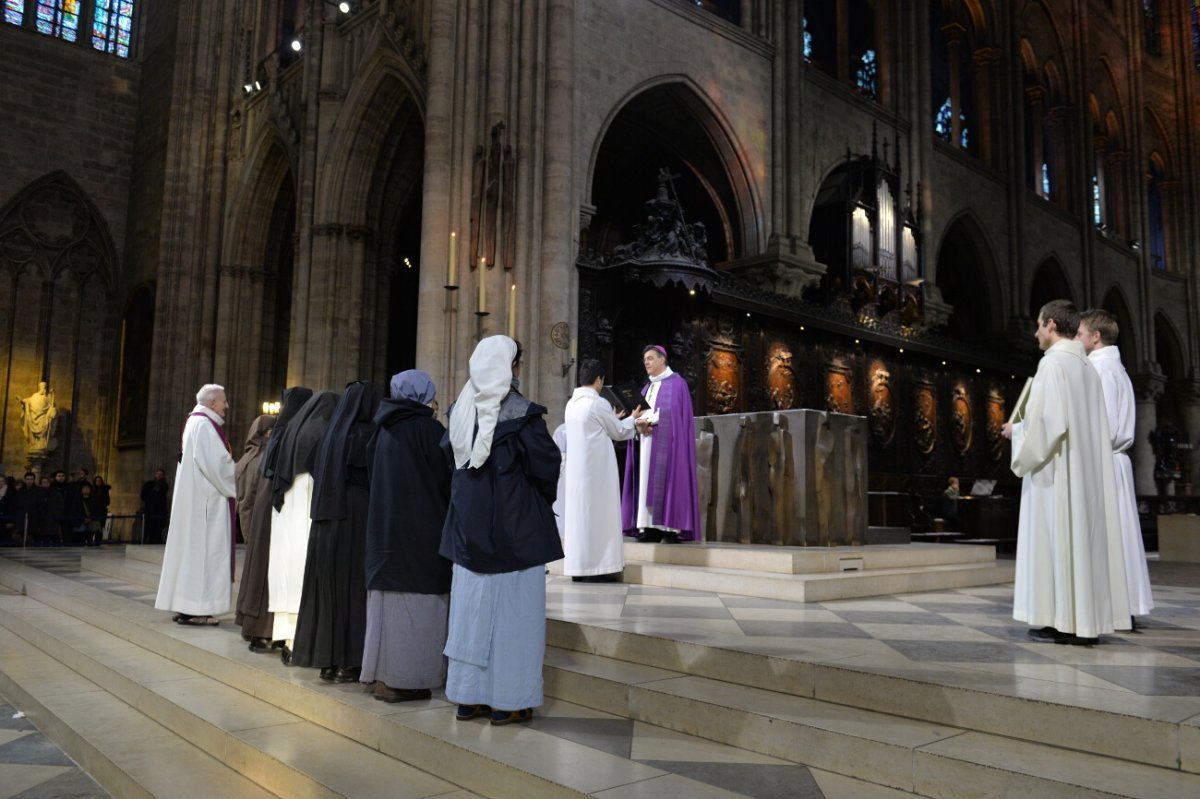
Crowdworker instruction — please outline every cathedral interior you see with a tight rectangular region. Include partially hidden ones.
[2,2,1200,797]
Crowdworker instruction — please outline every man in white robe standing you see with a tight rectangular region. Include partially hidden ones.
[563,359,639,582]
[1077,308,1154,624]
[155,384,237,626]
[1003,300,1131,645]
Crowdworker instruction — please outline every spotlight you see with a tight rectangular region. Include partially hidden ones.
[254,79,262,90]
[898,348,904,353]
[339,1,350,11]
[975,368,981,374]
[688,289,696,297]
[1130,240,1141,250]
[290,38,302,52]
[243,83,253,94]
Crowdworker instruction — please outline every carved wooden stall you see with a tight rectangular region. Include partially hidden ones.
[579,164,1030,542]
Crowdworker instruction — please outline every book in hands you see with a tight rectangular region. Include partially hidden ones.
[602,385,643,416]
[1008,377,1033,425]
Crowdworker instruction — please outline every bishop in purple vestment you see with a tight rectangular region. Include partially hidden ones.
[621,345,700,542]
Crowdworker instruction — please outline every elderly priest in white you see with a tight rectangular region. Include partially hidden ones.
[1077,308,1154,623]
[562,359,640,582]
[155,383,238,626]
[1003,300,1130,645]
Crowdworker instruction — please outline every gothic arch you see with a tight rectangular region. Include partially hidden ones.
[0,171,119,288]
[317,51,425,227]
[1154,311,1186,381]
[224,135,295,270]
[933,211,1004,342]
[1099,283,1139,366]
[1028,255,1075,318]
[585,75,763,261]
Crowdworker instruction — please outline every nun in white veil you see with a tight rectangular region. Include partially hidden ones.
[439,336,563,726]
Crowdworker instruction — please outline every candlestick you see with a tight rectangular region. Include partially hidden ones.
[447,231,458,288]
[477,257,486,313]
[507,283,516,338]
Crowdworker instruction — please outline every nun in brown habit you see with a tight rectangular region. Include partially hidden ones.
[237,388,312,651]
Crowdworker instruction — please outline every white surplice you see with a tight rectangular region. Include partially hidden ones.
[267,472,313,643]
[562,387,637,576]
[1088,345,1154,616]
[1011,338,1131,638]
[155,405,237,616]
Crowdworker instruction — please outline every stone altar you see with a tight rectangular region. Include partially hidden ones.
[695,409,868,546]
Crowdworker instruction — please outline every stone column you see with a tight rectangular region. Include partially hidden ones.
[971,46,1000,163]
[1133,370,1166,495]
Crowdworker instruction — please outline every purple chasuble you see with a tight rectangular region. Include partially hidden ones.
[190,412,237,581]
[620,373,700,538]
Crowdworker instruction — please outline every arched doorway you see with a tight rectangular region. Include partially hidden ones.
[934,214,1001,343]
[1028,256,1074,319]
[1099,285,1137,371]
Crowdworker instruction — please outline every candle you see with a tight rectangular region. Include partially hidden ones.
[477,257,486,312]
[447,231,458,287]
[507,283,516,338]
[569,337,576,360]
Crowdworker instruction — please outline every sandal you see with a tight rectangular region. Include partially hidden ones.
[176,615,219,626]
[489,708,533,726]
[455,704,492,721]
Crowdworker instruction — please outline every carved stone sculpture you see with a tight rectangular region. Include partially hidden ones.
[19,380,59,457]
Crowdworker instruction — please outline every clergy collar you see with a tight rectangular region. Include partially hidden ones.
[1088,345,1122,362]
[192,404,225,425]
[1047,338,1087,360]
[649,366,674,384]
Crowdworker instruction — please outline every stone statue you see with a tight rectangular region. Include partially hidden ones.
[18,381,59,457]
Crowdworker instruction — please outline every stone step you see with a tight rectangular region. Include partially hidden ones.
[617,559,1015,602]
[121,543,245,582]
[0,557,777,799]
[0,618,277,799]
[542,645,1200,798]
[81,548,165,589]
[545,617,1200,773]
[616,541,995,574]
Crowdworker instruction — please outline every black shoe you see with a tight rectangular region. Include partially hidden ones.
[280,645,295,666]
[1069,636,1100,647]
[660,532,679,544]
[635,529,663,543]
[334,667,361,683]
[1028,626,1066,643]
[319,667,337,682]
[374,684,432,703]
[571,576,587,582]
[1130,616,1139,631]
[592,572,623,583]
[248,637,273,653]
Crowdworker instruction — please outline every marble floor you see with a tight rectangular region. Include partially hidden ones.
[2,545,1200,797]
[0,691,110,798]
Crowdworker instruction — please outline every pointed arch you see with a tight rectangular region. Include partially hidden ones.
[584,75,764,260]
[1154,311,1186,382]
[933,211,1005,342]
[1099,283,1139,366]
[1028,254,1075,318]
[224,133,295,270]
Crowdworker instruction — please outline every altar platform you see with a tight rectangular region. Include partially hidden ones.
[0,545,1197,798]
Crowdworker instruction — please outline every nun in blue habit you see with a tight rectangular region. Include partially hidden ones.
[439,336,563,725]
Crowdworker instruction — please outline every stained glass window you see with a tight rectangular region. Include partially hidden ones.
[855,49,877,99]
[1092,175,1102,226]
[4,0,22,26]
[803,16,812,61]
[1192,2,1200,70]
[934,98,952,141]
[92,0,134,58]
[36,0,80,42]
[1041,163,1052,198]
[1143,0,1162,57]
[960,123,969,150]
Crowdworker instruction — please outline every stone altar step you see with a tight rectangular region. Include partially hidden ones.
[617,559,1015,603]
[544,617,1200,774]
[619,541,996,574]
[0,618,278,799]
[0,556,870,799]
[542,646,1200,798]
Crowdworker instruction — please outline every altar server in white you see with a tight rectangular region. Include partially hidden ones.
[1077,308,1154,620]
[1003,300,1131,644]
[155,384,237,626]
[562,360,640,581]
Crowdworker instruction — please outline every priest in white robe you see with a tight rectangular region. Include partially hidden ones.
[1003,300,1131,644]
[562,360,639,581]
[155,384,237,625]
[1078,308,1154,620]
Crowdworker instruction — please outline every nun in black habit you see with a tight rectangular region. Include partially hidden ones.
[237,387,311,649]
[267,390,340,658]
[359,370,452,702]
[291,380,383,680]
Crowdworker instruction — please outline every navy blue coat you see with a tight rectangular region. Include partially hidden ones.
[438,392,563,574]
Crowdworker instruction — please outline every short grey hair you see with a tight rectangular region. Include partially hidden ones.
[196,384,226,407]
